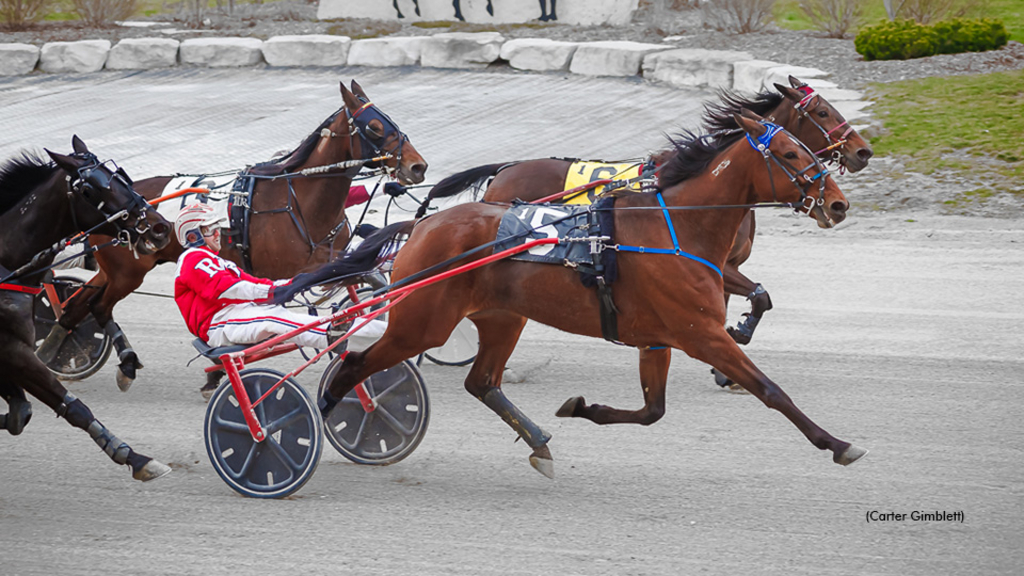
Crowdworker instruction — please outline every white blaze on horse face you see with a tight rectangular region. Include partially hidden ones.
[527,207,564,257]
[712,159,731,177]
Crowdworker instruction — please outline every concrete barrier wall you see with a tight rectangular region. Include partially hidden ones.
[0,32,868,122]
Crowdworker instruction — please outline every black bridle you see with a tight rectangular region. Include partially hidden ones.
[745,121,831,213]
[67,152,154,243]
[347,96,409,176]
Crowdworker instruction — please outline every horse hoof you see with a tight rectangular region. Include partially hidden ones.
[555,396,584,418]
[529,445,554,479]
[835,445,869,466]
[132,458,172,482]
[200,384,217,402]
[5,400,32,436]
[36,327,69,364]
[116,368,134,393]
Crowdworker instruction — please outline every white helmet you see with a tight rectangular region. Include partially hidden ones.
[174,203,228,247]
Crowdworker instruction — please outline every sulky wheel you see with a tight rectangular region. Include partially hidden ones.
[33,274,112,381]
[318,356,429,466]
[424,318,478,367]
[204,368,323,499]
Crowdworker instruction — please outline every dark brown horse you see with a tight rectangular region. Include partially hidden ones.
[415,77,873,389]
[318,110,867,478]
[44,81,428,391]
[1,136,172,480]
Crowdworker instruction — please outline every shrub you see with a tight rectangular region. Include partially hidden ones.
[932,17,1008,54]
[855,18,939,60]
[70,0,138,25]
[0,0,50,29]
[701,0,776,34]
[798,0,862,38]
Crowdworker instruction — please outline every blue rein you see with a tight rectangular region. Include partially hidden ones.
[614,191,723,277]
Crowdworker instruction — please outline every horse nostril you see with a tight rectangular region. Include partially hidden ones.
[830,200,848,216]
[411,162,427,180]
[857,147,874,161]
[154,223,170,236]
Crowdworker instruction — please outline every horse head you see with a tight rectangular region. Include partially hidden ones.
[340,80,428,185]
[734,109,849,228]
[46,136,172,255]
[775,76,873,173]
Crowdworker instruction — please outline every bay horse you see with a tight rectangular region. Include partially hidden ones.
[317,109,867,477]
[0,136,173,480]
[415,77,873,388]
[44,80,428,391]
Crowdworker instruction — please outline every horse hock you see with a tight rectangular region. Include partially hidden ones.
[481,388,554,479]
[0,388,33,436]
[103,321,143,392]
[58,392,170,481]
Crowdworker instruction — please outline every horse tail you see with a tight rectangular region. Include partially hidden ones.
[275,221,415,303]
[415,162,508,218]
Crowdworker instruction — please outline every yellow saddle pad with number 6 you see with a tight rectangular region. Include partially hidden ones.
[561,161,644,205]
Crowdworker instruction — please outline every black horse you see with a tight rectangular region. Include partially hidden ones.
[0,136,173,482]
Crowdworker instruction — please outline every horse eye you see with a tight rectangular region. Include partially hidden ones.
[367,121,385,140]
[818,110,829,118]
[784,151,798,159]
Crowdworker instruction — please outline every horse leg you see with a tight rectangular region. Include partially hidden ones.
[723,265,773,346]
[556,346,669,425]
[102,320,143,392]
[200,366,225,401]
[460,313,557,478]
[685,327,867,466]
[0,382,33,435]
[12,341,170,480]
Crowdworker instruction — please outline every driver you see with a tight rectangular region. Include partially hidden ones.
[173,203,341,349]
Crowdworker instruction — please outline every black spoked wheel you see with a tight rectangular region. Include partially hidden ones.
[204,369,323,499]
[424,318,478,367]
[33,275,112,381]
[318,356,429,466]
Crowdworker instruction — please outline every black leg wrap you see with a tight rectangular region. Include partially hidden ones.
[319,389,339,420]
[481,388,551,449]
[105,322,143,369]
[60,393,131,465]
[0,392,32,436]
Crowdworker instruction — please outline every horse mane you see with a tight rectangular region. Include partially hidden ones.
[0,151,57,216]
[702,89,785,136]
[248,108,345,176]
[656,130,731,190]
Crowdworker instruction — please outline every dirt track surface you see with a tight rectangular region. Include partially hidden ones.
[1,68,1022,575]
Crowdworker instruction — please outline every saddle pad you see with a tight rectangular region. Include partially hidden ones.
[562,161,643,205]
[155,174,238,226]
[495,203,595,266]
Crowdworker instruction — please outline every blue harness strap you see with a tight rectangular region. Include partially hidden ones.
[614,192,723,277]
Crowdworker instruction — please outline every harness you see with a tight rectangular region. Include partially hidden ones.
[226,97,411,273]
[0,153,150,293]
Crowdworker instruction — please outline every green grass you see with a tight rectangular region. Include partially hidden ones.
[774,0,1024,42]
[866,70,1024,196]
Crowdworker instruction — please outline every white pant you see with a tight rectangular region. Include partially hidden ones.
[207,303,328,349]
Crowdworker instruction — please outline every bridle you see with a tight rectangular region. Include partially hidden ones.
[792,85,855,171]
[346,96,409,178]
[66,151,154,247]
[745,120,831,214]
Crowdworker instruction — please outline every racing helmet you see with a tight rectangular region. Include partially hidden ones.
[174,203,228,247]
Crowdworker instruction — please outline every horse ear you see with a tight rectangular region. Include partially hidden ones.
[774,83,804,102]
[46,149,83,174]
[350,79,367,99]
[734,110,767,137]
[71,135,88,155]
[339,81,359,110]
[789,75,806,88]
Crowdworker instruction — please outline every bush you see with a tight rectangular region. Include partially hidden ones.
[701,0,776,33]
[70,0,137,25]
[932,17,1009,54]
[0,0,50,28]
[855,19,939,60]
[798,0,862,38]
